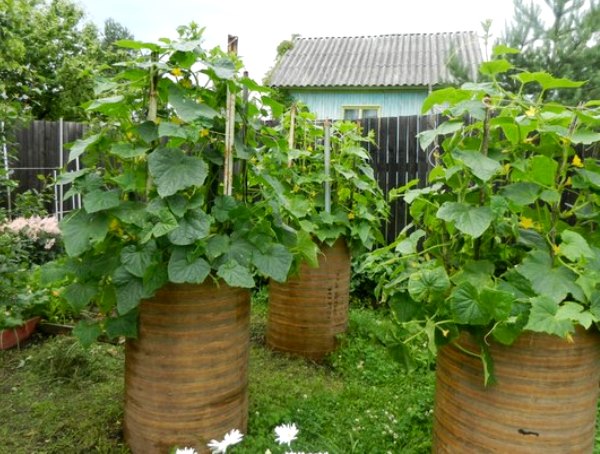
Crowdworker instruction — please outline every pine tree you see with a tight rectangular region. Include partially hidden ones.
[499,0,600,105]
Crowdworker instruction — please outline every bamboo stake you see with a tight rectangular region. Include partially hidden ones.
[287,104,296,167]
[324,119,331,214]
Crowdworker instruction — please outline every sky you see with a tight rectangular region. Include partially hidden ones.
[75,0,519,82]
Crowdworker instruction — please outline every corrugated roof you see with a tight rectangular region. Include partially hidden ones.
[269,32,483,88]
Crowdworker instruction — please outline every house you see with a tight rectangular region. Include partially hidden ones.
[268,32,483,119]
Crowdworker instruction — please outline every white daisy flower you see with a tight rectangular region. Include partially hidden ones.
[175,448,197,454]
[207,428,244,453]
[274,423,299,446]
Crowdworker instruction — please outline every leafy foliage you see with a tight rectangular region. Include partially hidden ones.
[255,104,389,264]
[48,26,300,344]
[368,48,600,384]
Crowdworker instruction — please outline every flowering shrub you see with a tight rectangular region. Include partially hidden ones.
[0,216,64,329]
[1,215,63,264]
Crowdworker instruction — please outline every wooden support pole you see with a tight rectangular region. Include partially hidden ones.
[223,35,238,196]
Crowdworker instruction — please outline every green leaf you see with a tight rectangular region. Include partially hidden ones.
[514,71,585,90]
[389,293,421,322]
[452,150,501,182]
[529,155,557,186]
[206,234,230,259]
[479,59,513,76]
[116,278,144,315]
[104,310,138,339]
[68,133,101,163]
[295,230,319,268]
[252,244,293,283]
[570,130,600,145]
[157,122,187,138]
[480,288,514,321]
[167,210,212,245]
[555,302,594,329]
[437,202,494,238]
[59,210,109,256]
[115,39,161,51]
[421,87,471,114]
[168,86,218,122]
[168,248,210,284]
[62,282,97,313]
[516,251,580,303]
[217,260,255,288]
[492,45,520,56]
[73,321,102,348]
[418,120,463,149]
[560,230,594,262]
[148,147,208,197]
[524,296,573,337]
[83,190,121,214]
[121,242,157,278]
[449,283,490,325]
[408,267,450,303]
[109,143,149,159]
[212,195,238,222]
[501,183,540,206]
[151,208,179,238]
[395,229,426,255]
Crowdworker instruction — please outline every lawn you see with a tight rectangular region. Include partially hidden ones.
[2,291,600,453]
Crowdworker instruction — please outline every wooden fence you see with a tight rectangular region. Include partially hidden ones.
[7,120,86,216]
[361,115,440,242]
[5,116,437,240]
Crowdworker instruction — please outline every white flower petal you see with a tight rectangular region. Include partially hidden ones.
[274,423,299,446]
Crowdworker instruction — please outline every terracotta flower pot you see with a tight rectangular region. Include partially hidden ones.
[0,316,41,350]
[124,282,250,454]
[433,328,600,453]
[267,238,351,360]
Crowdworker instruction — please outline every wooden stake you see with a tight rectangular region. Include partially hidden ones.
[223,35,238,196]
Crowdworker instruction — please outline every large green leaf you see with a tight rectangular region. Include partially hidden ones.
[206,234,230,259]
[168,86,218,122]
[560,230,594,262]
[105,310,138,339]
[252,244,293,283]
[524,296,573,337]
[168,247,210,284]
[555,302,594,329]
[60,210,110,256]
[167,210,212,245]
[529,155,557,186]
[212,195,238,222]
[72,321,102,348]
[571,130,600,145]
[295,230,319,268]
[83,190,121,214]
[516,251,579,303]
[452,150,501,182]
[449,283,490,325]
[116,277,145,315]
[514,71,585,90]
[437,202,494,238]
[480,59,513,76]
[217,260,255,288]
[110,143,149,159]
[120,242,157,278]
[501,183,540,206]
[148,147,208,197]
[62,282,97,313]
[408,266,450,303]
[68,133,101,163]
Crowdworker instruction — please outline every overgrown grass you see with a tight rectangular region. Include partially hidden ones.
[2,292,599,453]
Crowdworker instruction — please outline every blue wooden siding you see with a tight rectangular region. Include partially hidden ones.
[288,88,429,119]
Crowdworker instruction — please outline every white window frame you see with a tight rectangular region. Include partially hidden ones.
[341,105,381,120]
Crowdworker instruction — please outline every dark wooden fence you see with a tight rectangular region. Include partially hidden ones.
[6,116,437,240]
[361,115,440,242]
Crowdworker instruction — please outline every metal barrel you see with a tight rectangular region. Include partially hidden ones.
[266,238,351,360]
[124,282,250,454]
[433,328,600,453]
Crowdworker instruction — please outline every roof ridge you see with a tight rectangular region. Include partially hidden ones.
[294,31,479,41]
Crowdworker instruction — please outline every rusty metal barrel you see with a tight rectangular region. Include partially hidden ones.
[124,282,250,454]
[433,328,600,453]
[266,238,350,360]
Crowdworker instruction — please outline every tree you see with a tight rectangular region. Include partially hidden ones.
[499,0,600,105]
[0,0,134,120]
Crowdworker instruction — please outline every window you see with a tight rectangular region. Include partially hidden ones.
[342,106,380,120]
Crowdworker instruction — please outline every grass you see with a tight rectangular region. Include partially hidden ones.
[2,290,599,453]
